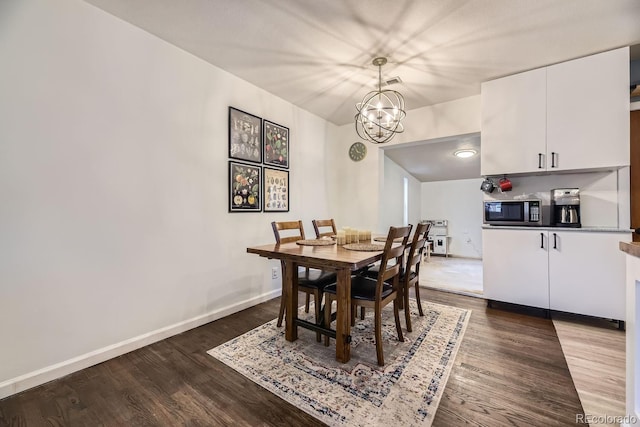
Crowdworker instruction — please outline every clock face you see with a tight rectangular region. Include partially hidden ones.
[349,142,367,162]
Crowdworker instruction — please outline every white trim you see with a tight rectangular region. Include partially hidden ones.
[632,100,640,111]
[0,289,280,399]
[403,176,409,226]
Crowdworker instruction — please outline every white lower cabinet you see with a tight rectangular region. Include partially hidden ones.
[482,229,549,309]
[483,228,630,320]
[548,231,627,320]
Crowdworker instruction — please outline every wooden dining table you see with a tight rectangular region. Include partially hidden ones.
[246,240,390,363]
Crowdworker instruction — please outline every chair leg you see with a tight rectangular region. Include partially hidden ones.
[314,290,322,342]
[277,290,286,327]
[351,304,356,326]
[393,298,404,344]
[324,295,332,347]
[360,307,365,320]
[414,283,424,316]
[305,293,311,313]
[404,285,412,333]
[375,308,384,366]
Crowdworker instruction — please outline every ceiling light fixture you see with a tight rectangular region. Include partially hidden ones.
[454,149,477,158]
[355,57,406,144]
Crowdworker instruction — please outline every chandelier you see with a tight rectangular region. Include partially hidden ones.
[355,57,406,144]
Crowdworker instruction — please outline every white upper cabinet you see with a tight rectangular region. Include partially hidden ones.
[481,47,630,176]
[546,47,630,171]
[481,68,547,176]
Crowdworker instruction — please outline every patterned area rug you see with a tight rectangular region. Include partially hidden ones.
[208,300,470,426]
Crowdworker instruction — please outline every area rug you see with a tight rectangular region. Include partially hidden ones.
[208,300,470,426]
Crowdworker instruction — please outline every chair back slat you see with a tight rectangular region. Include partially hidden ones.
[272,220,305,244]
[381,263,401,283]
[375,225,412,299]
[312,219,337,238]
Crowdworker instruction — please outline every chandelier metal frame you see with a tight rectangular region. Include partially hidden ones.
[354,57,406,144]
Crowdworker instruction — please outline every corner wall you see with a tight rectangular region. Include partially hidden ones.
[0,0,333,396]
[380,157,422,230]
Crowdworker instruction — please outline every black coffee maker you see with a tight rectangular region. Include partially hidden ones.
[551,188,581,228]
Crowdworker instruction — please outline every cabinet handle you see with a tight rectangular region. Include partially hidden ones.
[538,153,543,169]
[553,232,557,249]
[540,232,544,248]
[551,152,557,168]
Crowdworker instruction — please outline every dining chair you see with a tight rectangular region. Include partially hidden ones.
[399,222,430,332]
[312,218,337,238]
[362,224,413,281]
[314,218,371,320]
[271,221,336,341]
[323,225,412,366]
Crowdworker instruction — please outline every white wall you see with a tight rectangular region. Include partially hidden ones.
[379,156,421,232]
[421,179,484,258]
[0,0,334,396]
[385,96,482,147]
[325,125,380,230]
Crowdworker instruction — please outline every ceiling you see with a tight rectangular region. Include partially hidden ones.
[383,133,480,182]
[84,0,640,181]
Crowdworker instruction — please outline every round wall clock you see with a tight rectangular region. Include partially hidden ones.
[349,142,367,162]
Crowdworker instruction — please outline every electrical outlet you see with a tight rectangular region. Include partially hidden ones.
[272,267,279,279]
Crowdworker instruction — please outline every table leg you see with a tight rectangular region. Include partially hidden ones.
[335,268,351,363]
[284,260,298,342]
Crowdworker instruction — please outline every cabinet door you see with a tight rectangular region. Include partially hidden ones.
[481,68,547,176]
[482,229,549,309]
[549,231,630,320]
[546,47,630,171]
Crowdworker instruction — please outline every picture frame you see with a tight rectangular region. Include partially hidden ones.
[263,120,289,169]
[229,161,261,212]
[229,107,262,163]
[263,167,289,212]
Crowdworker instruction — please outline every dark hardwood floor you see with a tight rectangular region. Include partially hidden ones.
[0,289,583,426]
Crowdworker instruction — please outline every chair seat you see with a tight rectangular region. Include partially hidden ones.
[324,276,394,301]
[400,270,417,282]
[362,265,379,279]
[298,269,336,289]
[362,261,400,279]
[365,264,409,283]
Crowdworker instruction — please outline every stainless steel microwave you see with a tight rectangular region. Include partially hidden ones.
[483,199,542,226]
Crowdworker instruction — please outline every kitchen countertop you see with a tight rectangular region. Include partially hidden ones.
[482,225,632,233]
[620,241,640,258]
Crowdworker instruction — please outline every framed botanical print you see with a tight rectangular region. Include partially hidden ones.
[263,167,289,212]
[229,161,261,212]
[263,120,289,168]
[229,107,262,163]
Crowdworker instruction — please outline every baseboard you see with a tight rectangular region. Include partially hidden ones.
[0,289,281,400]
[429,254,482,260]
[424,285,484,299]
